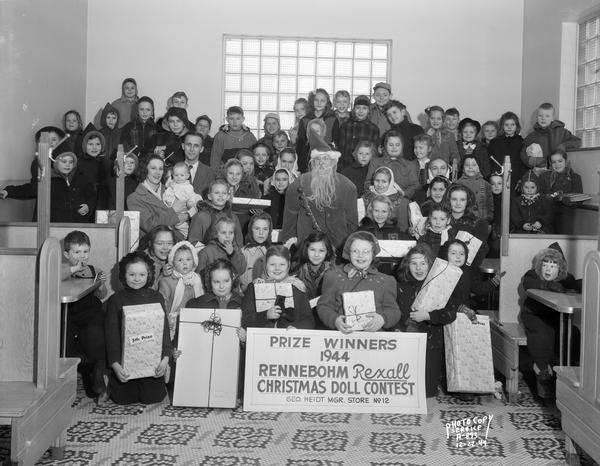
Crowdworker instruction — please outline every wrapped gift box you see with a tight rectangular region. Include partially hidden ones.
[444,313,495,393]
[122,303,165,380]
[342,290,376,331]
[96,210,140,251]
[254,282,294,313]
[455,231,482,266]
[377,240,416,258]
[173,307,241,407]
[412,258,462,312]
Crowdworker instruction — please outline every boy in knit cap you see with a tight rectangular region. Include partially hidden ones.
[510,171,553,234]
[210,106,257,170]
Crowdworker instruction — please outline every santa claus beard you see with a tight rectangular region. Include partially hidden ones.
[309,157,336,211]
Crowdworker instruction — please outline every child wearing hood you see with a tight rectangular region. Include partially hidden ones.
[188,178,244,247]
[79,130,109,209]
[107,152,139,210]
[510,171,554,234]
[158,241,204,342]
[520,243,581,398]
[63,110,84,155]
[362,166,410,233]
[99,103,122,160]
[364,130,419,200]
[2,151,96,222]
[263,168,290,229]
[456,155,494,222]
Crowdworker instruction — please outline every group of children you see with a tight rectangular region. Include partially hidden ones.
[6,79,586,406]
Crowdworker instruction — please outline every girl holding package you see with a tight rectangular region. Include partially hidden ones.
[105,251,171,405]
[242,245,314,330]
[317,231,401,333]
[394,244,460,397]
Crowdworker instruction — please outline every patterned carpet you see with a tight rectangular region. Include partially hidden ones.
[3,378,598,466]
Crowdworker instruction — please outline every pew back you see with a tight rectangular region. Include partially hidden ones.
[499,234,596,322]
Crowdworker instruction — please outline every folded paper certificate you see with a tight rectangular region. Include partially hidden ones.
[342,290,376,331]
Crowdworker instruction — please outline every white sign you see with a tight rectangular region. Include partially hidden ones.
[244,329,428,413]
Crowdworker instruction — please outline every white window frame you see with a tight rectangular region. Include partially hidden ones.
[222,35,392,139]
[575,10,600,148]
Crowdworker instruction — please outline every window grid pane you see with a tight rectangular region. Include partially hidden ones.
[223,36,391,138]
[577,14,600,147]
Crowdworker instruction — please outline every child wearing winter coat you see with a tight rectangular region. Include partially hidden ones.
[239,213,272,290]
[394,244,460,397]
[510,171,554,234]
[520,243,580,398]
[242,245,315,330]
[521,102,581,170]
[188,178,244,247]
[456,156,494,222]
[196,216,247,277]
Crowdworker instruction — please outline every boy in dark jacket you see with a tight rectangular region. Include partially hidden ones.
[521,102,581,170]
[521,242,581,398]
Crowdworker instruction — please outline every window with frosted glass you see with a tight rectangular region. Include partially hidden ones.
[223,36,391,138]
[576,16,600,147]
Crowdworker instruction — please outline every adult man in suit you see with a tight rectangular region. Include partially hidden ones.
[182,132,216,198]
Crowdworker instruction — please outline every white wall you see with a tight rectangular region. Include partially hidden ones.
[521,0,599,132]
[86,0,524,130]
[0,0,88,181]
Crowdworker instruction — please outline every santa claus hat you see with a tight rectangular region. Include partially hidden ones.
[307,118,340,161]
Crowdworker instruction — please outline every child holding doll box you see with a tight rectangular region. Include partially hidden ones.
[105,251,171,405]
[317,231,401,333]
[242,245,314,330]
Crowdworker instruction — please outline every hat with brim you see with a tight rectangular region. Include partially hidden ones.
[458,118,481,135]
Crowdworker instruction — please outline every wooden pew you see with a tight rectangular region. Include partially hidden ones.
[0,238,78,465]
[489,157,594,401]
[0,219,131,298]
[555,250,600,465]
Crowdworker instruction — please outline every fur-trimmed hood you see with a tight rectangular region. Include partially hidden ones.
[532,242,568,281]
